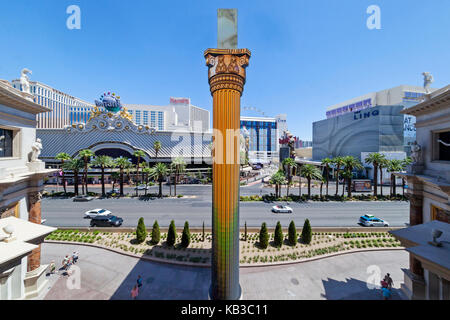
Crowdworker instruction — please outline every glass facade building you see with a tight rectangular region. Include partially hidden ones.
[240,117,277,153]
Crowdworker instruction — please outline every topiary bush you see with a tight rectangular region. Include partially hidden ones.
[181,221,190,248]
[136,217,147,243]
[167,220,177,247]
[274,221,283,248]
[151,220,160,245]
[301,219,312,244]
[259,222,269,249]
[288,220,297,246]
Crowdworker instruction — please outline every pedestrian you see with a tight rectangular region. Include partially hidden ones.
[72,251,79,264]
[384,273,393,289]
[137,275,143,288]
[49,260,56,274]
[382,286,392,300]
[62,255,70,270]
[131,285,139,299]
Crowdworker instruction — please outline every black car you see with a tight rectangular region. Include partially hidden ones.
[90,215,123,227]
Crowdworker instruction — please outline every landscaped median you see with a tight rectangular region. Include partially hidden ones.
[44,220,404,267]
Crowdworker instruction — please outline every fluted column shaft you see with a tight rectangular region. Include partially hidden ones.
[205,48,250,300]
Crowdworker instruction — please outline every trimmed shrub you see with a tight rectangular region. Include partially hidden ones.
[301,219,312,244]
[151,220,160,245]
[274,221,283,248]
[181,221,191,248]
[202,221,205,242]
[259,222,269,249]
[288,220,297,246]
[136,217,147,243]
[167,220,176,247]
[244,221,247,241]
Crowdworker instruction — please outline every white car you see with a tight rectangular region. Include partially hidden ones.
[271,205,293,213]
[84,208,112,219]
[359,214,389,227]
[134,185,150,190]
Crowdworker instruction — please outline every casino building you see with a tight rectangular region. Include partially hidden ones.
[313,84,437,161]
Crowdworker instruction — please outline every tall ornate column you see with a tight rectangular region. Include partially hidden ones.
[27,192,42,272]
[205,48,250,300]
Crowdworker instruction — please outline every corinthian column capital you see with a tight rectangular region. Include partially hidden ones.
[204,48,251,96]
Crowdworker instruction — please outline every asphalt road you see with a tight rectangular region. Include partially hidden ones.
[42,192,409,228]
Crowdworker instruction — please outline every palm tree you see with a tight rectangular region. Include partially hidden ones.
[342,156,363,197]
[364,153,385,196]
[332,157,345,196]
[63,158,83,196]
[92,155,114,197]
[150,163,169,198]
[171,157,186,196]
[78,149,94,195]
[55,152,71,194]
[401,156,412,196]
[269,170,286,198]
[282,158,296,197]
[133,150,146,195]
[153,141,162,161]
[321,157,333,196]
[300,164,322,198]
[115,157,131,197]
[387,159,404,197]
[319,176,327,199]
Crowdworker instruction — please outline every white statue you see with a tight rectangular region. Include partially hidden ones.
[19,68,32,94]
[410,141,422,164]
[30,138,42,162]
[422,72,434,93]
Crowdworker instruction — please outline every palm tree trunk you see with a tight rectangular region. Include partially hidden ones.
[402,178,405,197]
[298,177,302,197]
[342,178,345,196]
[61,169,67,194]
[84,160,89,195]
[101,167,106,197]
[307,178,311,198]
[373,165,378,196]
[74,170,79,196]
[174,174,177,196]
[335,170,340,196]
[347,176,352,197]
[145,174,148,196]
[159,181,162,198]
[379,167,383,197]
[325,167,329,196]
[120,169,124,196]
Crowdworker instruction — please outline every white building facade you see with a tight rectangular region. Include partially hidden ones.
[0,79,56,300]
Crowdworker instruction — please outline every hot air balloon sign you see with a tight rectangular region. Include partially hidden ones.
[94,92,122,113]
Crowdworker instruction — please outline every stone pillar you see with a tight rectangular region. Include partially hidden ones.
[27,192,42,272]
[205,48,250,300]
[408,193,423,226]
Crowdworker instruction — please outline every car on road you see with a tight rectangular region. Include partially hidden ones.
[134,185,150,190]
[359,214,389,227]
[90,215,123,227]
[73,195,94,202]
[84,208,112,219]
[271,205,293,213]
[106,188,120,195]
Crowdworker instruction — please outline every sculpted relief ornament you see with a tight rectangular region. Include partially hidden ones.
[410,141,423,164]
[204,49,251,95]
[30,138,43,162]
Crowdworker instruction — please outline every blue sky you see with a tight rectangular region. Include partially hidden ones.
[0,0,449,139]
